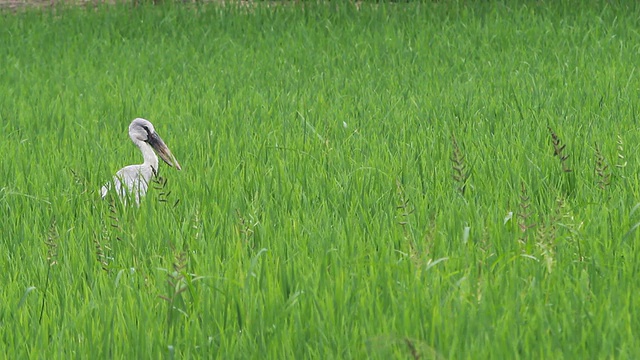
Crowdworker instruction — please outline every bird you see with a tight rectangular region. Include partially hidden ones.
[101,118,181,204]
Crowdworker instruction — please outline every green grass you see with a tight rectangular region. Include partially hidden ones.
[2,1,640,358]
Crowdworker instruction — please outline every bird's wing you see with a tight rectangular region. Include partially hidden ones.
[101,165,155,205]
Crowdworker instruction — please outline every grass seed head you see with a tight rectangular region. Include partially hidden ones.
[594,143,611,190]
[615,134,627,169]
[548,126,572,173]
[517,182,536,243]
[450,135,469,196]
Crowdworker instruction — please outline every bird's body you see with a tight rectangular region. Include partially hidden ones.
[101,118,181,204]
[101,164,155,204]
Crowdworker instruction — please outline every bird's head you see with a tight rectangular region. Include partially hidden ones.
[129,118,182,170]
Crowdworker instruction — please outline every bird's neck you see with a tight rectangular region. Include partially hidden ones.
[137,141,159,173]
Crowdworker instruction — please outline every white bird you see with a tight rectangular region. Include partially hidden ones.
[101,118,181,204]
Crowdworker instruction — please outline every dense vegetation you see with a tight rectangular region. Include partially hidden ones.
[2,1,640,358]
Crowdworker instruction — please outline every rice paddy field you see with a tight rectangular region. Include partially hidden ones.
[3,0,640,358]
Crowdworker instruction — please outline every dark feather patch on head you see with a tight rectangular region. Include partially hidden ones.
[141,125,152,142]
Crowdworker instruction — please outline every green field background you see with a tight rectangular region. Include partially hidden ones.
[2,1,640,358]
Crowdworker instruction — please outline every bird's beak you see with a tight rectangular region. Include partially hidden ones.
[148,133,182,170]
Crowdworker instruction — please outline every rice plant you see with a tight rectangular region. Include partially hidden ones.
[1,1,640,358]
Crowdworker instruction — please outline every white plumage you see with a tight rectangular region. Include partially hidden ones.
[101,118,181,204]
